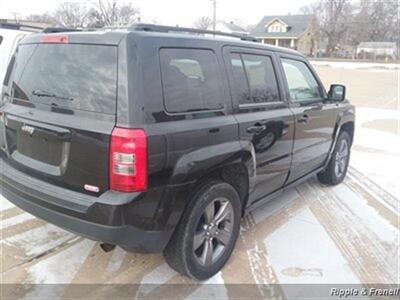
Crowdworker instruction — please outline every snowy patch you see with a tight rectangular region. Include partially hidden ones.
[1,223,76,257]
[26,239,95,284]
[185,272,227,299]
[311,60,399,70]
[105,247,126,275]
[332,184,398,244]
[0,213,35,229]
[139,262,177,295]
[252,188,300,224]
[264,207,360,285]
[351,107,400,198]
[0,194,15,211]
[22,239,95,299]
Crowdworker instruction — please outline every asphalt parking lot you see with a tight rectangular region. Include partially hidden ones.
[1,62,399,299]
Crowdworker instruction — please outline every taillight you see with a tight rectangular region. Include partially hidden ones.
[109,127,147,192]
[40,35,69,44]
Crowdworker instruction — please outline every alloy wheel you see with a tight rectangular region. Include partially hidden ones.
[334,139,349,178]
[193,198,234,267]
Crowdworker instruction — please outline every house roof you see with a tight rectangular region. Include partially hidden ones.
[218,21,247,34]
[251,14,313,38]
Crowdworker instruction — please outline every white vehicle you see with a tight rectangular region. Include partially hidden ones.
[0,24,38,150]
[0,24,36,83]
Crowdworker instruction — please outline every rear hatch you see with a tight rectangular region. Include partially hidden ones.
[1,34,119,195]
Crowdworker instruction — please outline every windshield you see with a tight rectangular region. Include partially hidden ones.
[8,43,118,114]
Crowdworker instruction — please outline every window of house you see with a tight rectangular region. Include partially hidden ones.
[160,48,224,113]
[281,58,321,102]
[230,53,280,105]
[267,22,286,33]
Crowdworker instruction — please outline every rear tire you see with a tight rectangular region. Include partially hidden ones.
[318,131,351,185]
[163,180,241,280]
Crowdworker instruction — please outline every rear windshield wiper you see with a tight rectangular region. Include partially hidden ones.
[32,89,74,101]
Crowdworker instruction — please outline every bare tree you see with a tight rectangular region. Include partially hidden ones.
[193,17,213,30]
[25,13,57,25]
[88,0,140,27]
[357,0,399,42]
[299,3,321,56]
[54,2,90,28]
[300,0,352,54]
[301,0,399,56]
[316,0,353,54]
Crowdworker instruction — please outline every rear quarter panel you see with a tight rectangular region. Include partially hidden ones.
[118,35,257,230]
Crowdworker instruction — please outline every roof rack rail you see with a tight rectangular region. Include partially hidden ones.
[42,27,82,33]
[0,22,43,32]
[129,23,258,42]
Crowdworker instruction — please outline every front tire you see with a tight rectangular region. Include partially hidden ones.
[318,131,351,185]
[164,180,241,280]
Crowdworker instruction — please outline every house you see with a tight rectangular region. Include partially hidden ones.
[251,15,314,55]
[356,42,398,60]
[215,21,248,35]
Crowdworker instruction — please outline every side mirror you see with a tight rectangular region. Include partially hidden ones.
[328,84,346,101]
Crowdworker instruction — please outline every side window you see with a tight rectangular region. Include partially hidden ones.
[229,53,280,105]
[281,58,321,102]
[242,54,280,104]
[160,48,224,113]
[230,53,250,104]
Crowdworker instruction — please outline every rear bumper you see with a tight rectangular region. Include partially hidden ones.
[0,159,174,253]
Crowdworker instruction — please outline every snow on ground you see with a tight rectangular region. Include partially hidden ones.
[265,206,361,284]
[311,60,399,70]
[1,223,75,257]
[351,107,400,199]
[0,212,35,229]
[26,239,95,284]
[0,194,14,211]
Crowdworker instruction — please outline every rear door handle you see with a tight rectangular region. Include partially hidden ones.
[246,125,266,134]
[297,114,309,123]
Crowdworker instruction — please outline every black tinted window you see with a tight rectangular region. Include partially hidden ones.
[242,54,280,103]
[230,53,280,104]
[10,44,117,114]
[160,48,224,113]
[230,53,251,104]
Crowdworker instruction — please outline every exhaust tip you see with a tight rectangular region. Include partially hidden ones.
[100,243,116,252]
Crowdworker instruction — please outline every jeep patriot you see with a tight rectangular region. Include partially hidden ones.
[0,24,355,280]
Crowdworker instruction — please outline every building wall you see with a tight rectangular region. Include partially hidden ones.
[263,38,275,45]
[258,28,313,55]
[297,29,313,56]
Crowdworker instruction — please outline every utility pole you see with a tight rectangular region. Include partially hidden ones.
[211,0,216,32]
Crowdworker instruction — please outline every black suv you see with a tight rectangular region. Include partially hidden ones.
[0,24,355,280]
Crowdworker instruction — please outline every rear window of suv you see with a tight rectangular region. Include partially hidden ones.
[8,43,117,114]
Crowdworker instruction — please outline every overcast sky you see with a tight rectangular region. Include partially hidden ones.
[0,0,316,26]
